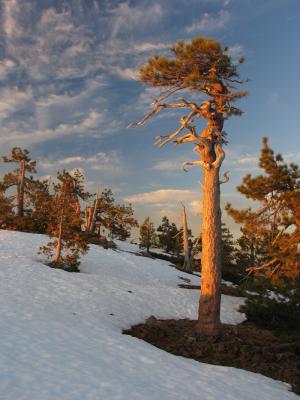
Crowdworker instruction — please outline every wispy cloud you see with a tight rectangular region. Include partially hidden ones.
[186,10,230,33]
[39,151,125,178]
[151,160,183,171]
[124,189,197,204]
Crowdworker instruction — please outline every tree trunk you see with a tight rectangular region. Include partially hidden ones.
[181,203,193,272]
[86,207,92,232]
[196,166,222,336]
[54,208,64,265]
[17,159,25,217]
[90,195,98,233]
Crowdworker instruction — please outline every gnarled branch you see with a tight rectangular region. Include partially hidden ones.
[129,100,201,128]
[220,171,229,184]
[212,142,225,168]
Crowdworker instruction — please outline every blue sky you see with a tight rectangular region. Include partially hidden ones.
[0,0,299,238]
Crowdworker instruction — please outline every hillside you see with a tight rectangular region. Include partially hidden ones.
[0,230,297,400]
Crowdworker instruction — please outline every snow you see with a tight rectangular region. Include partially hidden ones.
[0,230,297,400]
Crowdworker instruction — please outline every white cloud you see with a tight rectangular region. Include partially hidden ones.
[151,160,182,171]
[124,189,197,204]
[225,44,244,64]
[0,58,17,80]
[38,151,125,179]
[235,156,258,165]
[112,67,140,81]
[189,200,203,216]
[133,42,170,52]
[186,10,230,33]
[0,87,33,120]
[2,0,22,40]
[110,3,163,39]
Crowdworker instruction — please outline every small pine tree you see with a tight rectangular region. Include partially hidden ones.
[226,138,300,283]
[40,169,89,272]
[139,217,156,253]
[26,178,52,233]
[2,147,37,217]
[157,216,180,253]
[108,203,138,240]
[0,187,14,228]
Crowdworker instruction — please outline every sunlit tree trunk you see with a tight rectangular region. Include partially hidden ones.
[196,166,222,335]
[54,208,64,265]
[17,159,25,217]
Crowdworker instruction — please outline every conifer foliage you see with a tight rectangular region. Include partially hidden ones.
[85,188,138,240]
[2,147,37,217]
[157,216,180,254]
[226,138,300,283]
[40,170,89,272]
[139,217,156,253]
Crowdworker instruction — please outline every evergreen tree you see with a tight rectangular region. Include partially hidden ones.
[86,188,115,234]
[139,217,156,253]
[221,223,236,268]
[0,188,14,228]
[132,37,247,335]
[85,189,138,240]
[26,178,52,233]
[2,147,37,217]
[157,216,180,253]
[108,203,138,240]
[226,138,300,283]
[40,169,89,271]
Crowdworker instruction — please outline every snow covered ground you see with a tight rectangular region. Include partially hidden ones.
[0,230,297,400]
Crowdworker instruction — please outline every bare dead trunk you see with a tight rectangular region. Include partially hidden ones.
[86,207,92,232]
[54,208,64,265]
[90,195,98,233]
[181,203,193,272]
[17,159,25,217]
[196,166,222,336]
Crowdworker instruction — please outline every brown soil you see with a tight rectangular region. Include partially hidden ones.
[123,317,300,395]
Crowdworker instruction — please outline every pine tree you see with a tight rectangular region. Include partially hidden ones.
[221,223,236,269]
[132,37,247,335]
[40,169,89,271]
[2,147,37,217]
[157,216,180,253]
[108,203,138,240]
[0,187,14,228]
[139,217,156,253]
[226,138,300,283]
[26,178,52,233]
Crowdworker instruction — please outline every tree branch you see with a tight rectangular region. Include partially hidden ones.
[220,171,229,184]
[129,100,201,128]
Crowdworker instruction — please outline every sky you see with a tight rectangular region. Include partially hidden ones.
[0,0,299,238]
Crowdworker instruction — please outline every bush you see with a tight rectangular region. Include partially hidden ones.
[241,296,300,332]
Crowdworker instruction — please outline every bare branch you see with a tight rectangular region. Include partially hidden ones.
[220,171,229,184]
[156,110,198,147]
[182,160,210,172]
[212,143,225,168]
[129,100,201,128]
[246,258,278,274]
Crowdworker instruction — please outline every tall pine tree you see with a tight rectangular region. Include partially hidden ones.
[132,37,247,335]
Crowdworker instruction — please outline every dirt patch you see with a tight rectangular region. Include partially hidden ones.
[123,317,300,395]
